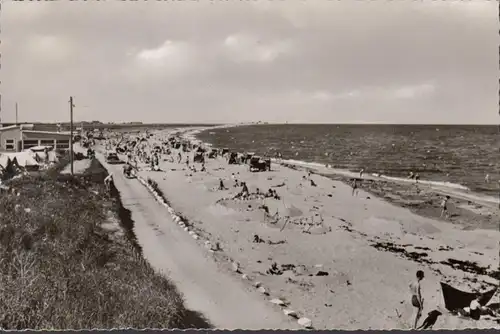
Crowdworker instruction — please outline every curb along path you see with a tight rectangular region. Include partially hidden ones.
[136,174,315,330]
[95,151,300,330]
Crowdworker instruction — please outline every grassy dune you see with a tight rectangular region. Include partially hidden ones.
[0,158,211,330]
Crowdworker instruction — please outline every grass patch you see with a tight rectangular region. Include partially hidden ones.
[0,159,212,329]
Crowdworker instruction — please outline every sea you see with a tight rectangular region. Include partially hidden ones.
[196,124,500,198]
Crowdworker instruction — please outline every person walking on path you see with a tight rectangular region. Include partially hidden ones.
[409,270,425,329]
[104,173,114,193]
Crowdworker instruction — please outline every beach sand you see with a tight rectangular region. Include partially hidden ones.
[128,128,498,330]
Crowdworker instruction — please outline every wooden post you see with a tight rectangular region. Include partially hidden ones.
[69,96,74,176]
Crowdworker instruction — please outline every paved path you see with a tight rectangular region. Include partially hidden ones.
[96,151,297,330]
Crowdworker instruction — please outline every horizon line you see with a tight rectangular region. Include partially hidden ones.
[0,121,498,127]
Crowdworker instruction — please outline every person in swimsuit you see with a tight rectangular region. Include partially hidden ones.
[409,270,425,329]
[440,196,450,219]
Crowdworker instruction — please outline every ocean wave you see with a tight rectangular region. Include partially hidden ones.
[374,174,470,191]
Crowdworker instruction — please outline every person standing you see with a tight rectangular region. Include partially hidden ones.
[440,196,450,219]
[104,173,114,192]
[409,270,425,329]
[351,178,359,196]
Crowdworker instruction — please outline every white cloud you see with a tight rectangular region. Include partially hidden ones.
[223,33,293,63]
[311,90,333,101]
[136,40,194,69]
[391,83,436,99]
[127,40,198,79]
[24,34,75,62]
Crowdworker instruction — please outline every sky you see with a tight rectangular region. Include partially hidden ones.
[1,0,498,124]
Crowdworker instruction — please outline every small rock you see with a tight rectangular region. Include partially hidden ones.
[241,274,249,280]
[283,309,297,318]
[270,298,285,306]
[189,231,195,235]
[254,281,262,288]
[193,234,199,240]
[184,227,189,232]
[316,271,329,276]
[298,317,313,328]
[257,286,268,295]
[24,208,31,213]
[232,262,240,273]
[314,264,323,268]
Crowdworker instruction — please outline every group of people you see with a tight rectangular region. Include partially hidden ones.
[409,270,496,329]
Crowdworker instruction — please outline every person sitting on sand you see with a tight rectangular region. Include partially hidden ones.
[241,182,249,198]
[273,189,281,200]
[485,174,490,183]
[409,270,425,329]
[219,179,227,191]
[201,163,206,172]
[408,171,415,179]
[440,196,450,219]
[415,173,420,183]
[461,293,483,320]
[359,168,364,178]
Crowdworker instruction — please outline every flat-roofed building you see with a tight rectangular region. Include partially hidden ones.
[0,124,73,152]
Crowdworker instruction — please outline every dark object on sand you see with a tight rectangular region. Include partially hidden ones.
[316,271,329,276]
[267,262,283,275]
[194,152,205,163]
[249,156,271,172]
[244,152,255,164]
[221,148,230,156]
[440,282,497,312]
[106,152,124,165]
[208,149,218,159]
[228,152,238,165]
[417,310,442,329]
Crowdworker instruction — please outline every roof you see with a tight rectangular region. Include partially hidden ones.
[22,130,72,136]
[0,155,11,168]
[6,152,39,166]
[29,145,53,152]
[0,125,21,131]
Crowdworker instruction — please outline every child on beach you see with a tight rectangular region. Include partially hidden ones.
[440,196,450,219]
[409,270,425,329]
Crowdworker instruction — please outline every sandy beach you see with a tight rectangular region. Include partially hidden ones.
[112,127,500,330]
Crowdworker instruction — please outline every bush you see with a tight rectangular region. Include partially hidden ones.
[0,160,211,329]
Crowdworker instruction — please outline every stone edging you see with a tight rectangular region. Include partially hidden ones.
[135,175,314,329]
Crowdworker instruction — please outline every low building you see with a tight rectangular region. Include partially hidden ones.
[0,124,73,152]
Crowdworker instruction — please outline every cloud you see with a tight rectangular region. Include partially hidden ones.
[24,34,75,63]
[223,33,293,63]
[391,83,436,99]
[133,40,197,76]
[1,1,497,124]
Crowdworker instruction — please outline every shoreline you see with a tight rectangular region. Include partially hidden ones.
[120,126,499,329]
[189,125,500,233]
[192,124,500,201]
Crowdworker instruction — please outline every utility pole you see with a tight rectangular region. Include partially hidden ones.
[15,102,18,125]
[69,96,75,176]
